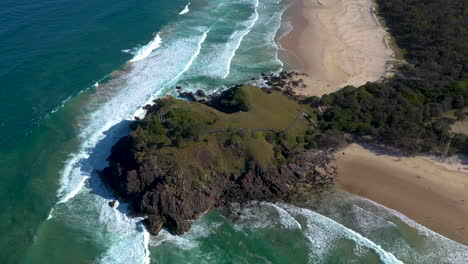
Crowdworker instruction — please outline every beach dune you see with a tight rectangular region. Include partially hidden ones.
[281,0,394,96]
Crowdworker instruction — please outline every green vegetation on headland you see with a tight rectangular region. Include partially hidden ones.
[102,86,336,235]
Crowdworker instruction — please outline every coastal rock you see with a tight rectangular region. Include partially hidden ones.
[178,91,197,102]
[143,215,164,235]
[108,200,117,208]
[102,146,335,235]
[195,89,206,97]
[101,86,337,236]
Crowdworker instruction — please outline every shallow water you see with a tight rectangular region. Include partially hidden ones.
[150,190,468,264]
[1,0,467,263]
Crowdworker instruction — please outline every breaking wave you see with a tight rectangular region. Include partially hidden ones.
[45,0,288,263]
[129,34,162,62]
[276,203,404,264]
[222,0,259,79]
[179,2,190,15]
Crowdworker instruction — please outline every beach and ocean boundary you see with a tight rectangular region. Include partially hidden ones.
[278,0,468,246]
[335,144,468,245]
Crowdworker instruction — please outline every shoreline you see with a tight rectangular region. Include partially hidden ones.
[279,0,395,96]
[335,144,468,245]
[277,0,468,246]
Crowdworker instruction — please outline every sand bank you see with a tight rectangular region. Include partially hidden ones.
[280,0,395,96]
[335,144,468,245]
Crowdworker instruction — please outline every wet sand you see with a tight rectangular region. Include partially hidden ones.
[335,144,468,245]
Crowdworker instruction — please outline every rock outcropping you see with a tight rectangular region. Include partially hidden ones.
[102,145,335,235]
[101,85,336,235]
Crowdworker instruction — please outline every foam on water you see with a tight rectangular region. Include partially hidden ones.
[179,2,190,15]
[351,204,398,233]
[176,0,261,81]
[228,202,302,230]
[129,34,162,62]
[88,196,152,264]
[178,0,287,86]
[222,0,259,79]
[352,196,468,263]
[56,27,210,205]
[276,203,404,264]
[47,0,287,262]
[50,26,212,264]
[215,0,285,81]
[150,215,222,251]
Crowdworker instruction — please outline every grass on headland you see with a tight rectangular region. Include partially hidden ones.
[127,85,319,189]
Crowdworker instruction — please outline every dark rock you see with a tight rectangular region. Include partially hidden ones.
[102,144,336,236]
[164,215,191,235]
[108,200,117,208]
[195,89,206,97]
[178,91,197,102]
[143,215,164,235]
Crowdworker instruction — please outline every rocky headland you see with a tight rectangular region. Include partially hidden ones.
[101,84,338,235]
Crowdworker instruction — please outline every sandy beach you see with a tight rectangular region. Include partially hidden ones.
[335,144,468,245]
[280,0,468,246]
[280,0,394,96]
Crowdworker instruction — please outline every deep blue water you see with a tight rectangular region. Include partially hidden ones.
[0,0,182,149]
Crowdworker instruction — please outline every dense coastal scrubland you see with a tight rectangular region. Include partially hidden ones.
[316,0,468,155]
[283,0,468,155]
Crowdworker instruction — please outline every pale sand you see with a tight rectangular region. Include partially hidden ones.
[280,0,395,96]
[336,144,468,245]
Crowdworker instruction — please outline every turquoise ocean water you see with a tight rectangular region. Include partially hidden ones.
[1,0,467,263]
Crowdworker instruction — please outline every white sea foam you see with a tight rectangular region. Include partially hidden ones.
[182,0,261,81]
[49,0,286,263]
[353,196,468,263]
[56,28,210,206]
[46,208,54,220]
[96,202,151,264]
[229,201,302,230]
[265,202,302,229]
[49,95,72,115]
[179,2,190,15]
[222,0,259,79]
[350,204,397,233]
[276,203,404,264]
[150,214,221,250]
[51,27,210,264]
[129,34,162,62]
[264,0,287,69]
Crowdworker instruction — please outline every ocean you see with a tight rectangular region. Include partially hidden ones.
[0,0,467,263]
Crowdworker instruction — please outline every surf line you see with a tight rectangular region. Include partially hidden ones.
[53,27,211,212]
[130,34,163,62]
[179,2,190,15]
[278,203,404,264]
[222,0,260,79]
[133,27,211,119]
